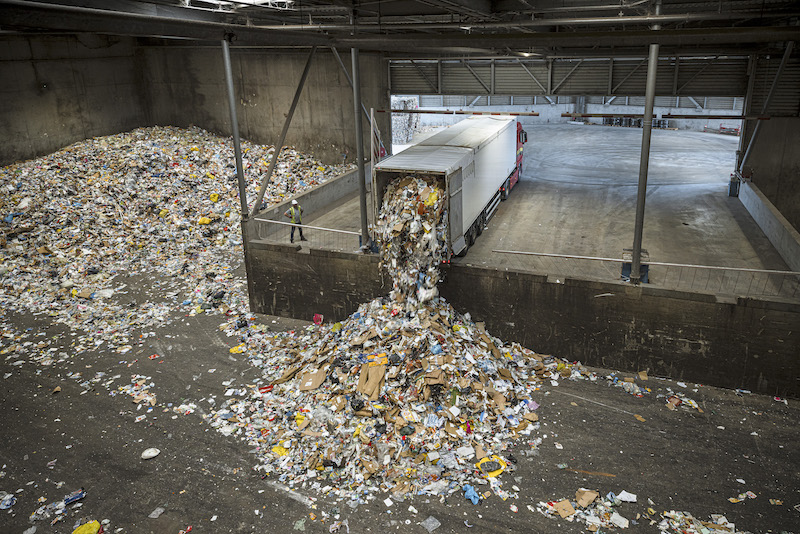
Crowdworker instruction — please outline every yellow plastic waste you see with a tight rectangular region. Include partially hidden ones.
[475,455,507,478]
[158,209,169,218]
[331,322,342,333]
[72,521,102,534]
[198,217,212,225]
[210,193,219,203]
[229,343,246,354]
[424,189,439,206]
[271,445,289,456]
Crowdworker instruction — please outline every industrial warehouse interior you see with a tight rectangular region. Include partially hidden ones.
[1,1,799,533]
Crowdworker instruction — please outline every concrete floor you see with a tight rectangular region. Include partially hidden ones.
[309,124,796,299]
[2,306,799,534]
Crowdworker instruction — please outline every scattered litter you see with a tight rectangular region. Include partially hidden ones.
[148,506,166,519]
[72,521,102,534]
[141,448,161,460]
[420,515,441,532]
[293,518,306,531]
[659,511,738,533]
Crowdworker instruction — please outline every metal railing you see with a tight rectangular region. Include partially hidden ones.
[252,218,362,252]
[493,250,800,301]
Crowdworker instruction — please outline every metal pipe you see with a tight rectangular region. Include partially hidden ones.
[630,0,661,285]
[739,40,795,173]
[257,11,800,32]
[250,46,317,217]
[253,218,361,236]
[493,249,800,276]
[221,38,248,219]
[352,48,369,248]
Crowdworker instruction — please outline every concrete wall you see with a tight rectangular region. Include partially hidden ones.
[0,34,147,165]
[246,244,800,397]
[139,45,390,164]
[739,180,800,271]
[249,165,370,240]
[739,117,800,233]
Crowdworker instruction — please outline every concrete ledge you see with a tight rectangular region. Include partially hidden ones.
[246,246,800,397]
[739,180,800,271]
[249,164,371,241]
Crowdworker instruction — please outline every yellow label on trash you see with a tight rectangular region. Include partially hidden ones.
[229,343,246,354]
[210,193,219,203]
[198,217,212,225]
[158,209,169,218]
[368,353,388,366]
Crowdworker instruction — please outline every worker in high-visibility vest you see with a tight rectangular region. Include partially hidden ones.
[284,199,307,243]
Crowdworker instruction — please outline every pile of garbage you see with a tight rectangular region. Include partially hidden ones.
[535,489,637,530]
[0,126,351,353]
[204,176,563,503]
[376,175,447,309]
[210,295,551,503]
[390,97,420,145]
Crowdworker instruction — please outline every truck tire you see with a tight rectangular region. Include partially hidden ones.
[501,178,510,200]
[467,226,476,246]
[476,213,485,236]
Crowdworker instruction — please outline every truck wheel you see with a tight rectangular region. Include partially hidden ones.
[476,213,485,236]
[501,178,510,200]
[467,227,476,246]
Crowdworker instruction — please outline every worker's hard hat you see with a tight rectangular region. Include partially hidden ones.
[291,200,298,205]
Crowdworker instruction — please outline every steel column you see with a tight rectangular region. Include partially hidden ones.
[739,41,795,174]
[630,0,661,284]
[250,46,317,217]
[221,38,248,219]
[352,48,369,247]
[221,37,255,309]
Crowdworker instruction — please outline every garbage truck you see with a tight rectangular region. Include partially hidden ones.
[372,116,527,258]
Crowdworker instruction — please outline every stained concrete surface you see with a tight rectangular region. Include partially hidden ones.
[311,124,796,298]
[2,299,799,534]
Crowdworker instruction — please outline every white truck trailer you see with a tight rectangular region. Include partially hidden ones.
[372,116,523,258]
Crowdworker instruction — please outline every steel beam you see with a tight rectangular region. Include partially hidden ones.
[630,0,661,285]
[461,59,491,92]
[516,59,546,93]
[221,38,248,220]
[551,59,584,94]
[352,48,369,248]
[410,59,439,92]
[250,46,317,217]
[611,57,647,93]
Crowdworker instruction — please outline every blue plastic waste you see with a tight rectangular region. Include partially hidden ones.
[464,485,480,505]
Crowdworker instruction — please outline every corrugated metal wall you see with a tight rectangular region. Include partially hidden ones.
[750,57,800,116]
[390,57,750,97]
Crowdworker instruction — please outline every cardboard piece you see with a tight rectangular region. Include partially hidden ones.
[298,366,328,391]
[575,489,599,508]
[358,364,386,400]
[330,396,346,412]
[554,499,576,518]
[638,370,648,381]
[273,364,302,385]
